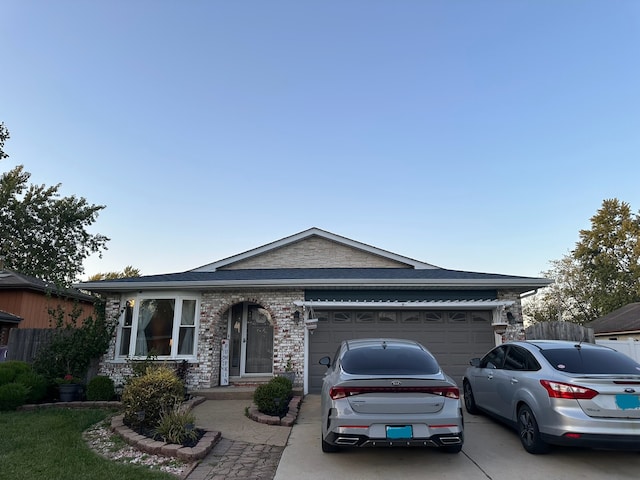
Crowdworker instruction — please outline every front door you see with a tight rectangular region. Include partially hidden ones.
[228,303,273,377]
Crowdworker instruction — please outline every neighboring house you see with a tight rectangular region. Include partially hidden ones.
[587,303,640,341]
[77,228,551,393]
[0,269,97,347]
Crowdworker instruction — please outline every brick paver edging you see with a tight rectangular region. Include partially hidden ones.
[109,396,222,462]
[246,395,302,426]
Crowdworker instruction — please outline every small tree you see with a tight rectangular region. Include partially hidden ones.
[32,299,116,384]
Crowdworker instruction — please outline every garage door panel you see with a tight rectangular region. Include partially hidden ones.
[308,310,496,392]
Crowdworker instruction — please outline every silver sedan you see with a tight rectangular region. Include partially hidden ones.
[319,338,464,453]
[463,340,640,453]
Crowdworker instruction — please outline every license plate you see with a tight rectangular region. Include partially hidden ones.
[615,394,640,410]
[386,425,413,439]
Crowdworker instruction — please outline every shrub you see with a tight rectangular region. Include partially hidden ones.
[253,377,293,417]
[0,361,32,386]
[154,403,200,445]
[271,375,293,391]
[121,367,184,429]
[86,375,115,401]
[14,371,47,404]
[0,382,29,411]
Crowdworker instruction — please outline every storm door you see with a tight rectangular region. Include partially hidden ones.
[228,303,273,377]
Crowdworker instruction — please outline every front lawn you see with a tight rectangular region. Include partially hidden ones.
[0,408,177,480]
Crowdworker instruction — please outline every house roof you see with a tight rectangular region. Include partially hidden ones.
[587,303,640,335]
[76,228,551,294]
[0,269,96,303]
[0,309,22,324]
[192,228,438,271]
[76,267,550,292]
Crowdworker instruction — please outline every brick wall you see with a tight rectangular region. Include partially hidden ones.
[99,289,305,390]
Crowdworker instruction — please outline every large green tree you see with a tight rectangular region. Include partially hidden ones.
[525,199,640,325]
[0,125,109,286]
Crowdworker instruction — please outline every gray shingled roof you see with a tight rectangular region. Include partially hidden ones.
[0,270,96,302]
[0,309,22,323]
[77,268,550,292]
[587,303,640,334]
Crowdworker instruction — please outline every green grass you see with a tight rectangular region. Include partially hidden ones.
[0,408,176,480]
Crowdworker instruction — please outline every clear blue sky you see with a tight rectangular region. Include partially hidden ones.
[2,1,639,280]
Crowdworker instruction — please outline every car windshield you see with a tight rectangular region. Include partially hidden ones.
[540,347,640,375]
[341,346,440,375]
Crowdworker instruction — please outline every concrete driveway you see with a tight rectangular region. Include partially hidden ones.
[275,395,640,480]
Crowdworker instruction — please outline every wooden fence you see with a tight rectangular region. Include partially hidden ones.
[525,321,595,343]
[6,328,56,363]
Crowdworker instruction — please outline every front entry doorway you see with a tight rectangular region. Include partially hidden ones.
[227,302,274,377]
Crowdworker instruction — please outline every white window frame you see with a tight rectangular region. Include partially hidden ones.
[115,292,200,360]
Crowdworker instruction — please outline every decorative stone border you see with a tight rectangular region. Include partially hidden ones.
[109,396,221,462]
[247,395,302,427]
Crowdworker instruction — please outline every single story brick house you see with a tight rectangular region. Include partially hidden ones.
[77,228,551,393]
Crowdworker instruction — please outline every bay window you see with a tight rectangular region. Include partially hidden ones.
[117,294,199,358]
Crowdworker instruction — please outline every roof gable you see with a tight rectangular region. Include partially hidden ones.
[191,228,437,272]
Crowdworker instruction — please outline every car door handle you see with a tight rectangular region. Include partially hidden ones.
[510,378,518,384]
[487,374,493,380]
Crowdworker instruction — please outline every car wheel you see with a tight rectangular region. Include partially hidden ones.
[463,380,479,415]
[517,405,549,454]
[440,444,463,454]
[322,437,340,453]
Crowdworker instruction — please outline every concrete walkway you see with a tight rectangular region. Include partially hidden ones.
[186,398,292,480]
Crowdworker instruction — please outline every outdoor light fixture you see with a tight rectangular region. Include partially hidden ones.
[293,310,300,325]
[506,311,515,324]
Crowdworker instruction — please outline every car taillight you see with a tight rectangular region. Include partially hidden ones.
[540,380,598,400]
[328,386,459,400]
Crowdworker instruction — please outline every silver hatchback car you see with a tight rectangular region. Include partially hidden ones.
[463,340,640,453]
[319,338,464,453]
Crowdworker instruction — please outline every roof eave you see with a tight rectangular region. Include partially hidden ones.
[77,277,551,293]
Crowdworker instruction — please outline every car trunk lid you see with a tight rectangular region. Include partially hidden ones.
[571,376,640,419]
[330,378,458,414]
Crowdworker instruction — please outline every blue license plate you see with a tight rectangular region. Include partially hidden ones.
[616,394,640,410]
[386,425,413,439]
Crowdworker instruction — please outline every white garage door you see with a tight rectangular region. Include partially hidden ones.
[308,309,496,393]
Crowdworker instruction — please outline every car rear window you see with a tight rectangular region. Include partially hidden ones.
[540,347,640,374]
[341,346,440,375]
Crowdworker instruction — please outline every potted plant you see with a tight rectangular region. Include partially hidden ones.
[56,374,82,402]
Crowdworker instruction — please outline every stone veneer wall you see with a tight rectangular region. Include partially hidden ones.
[98,289,305,390]
[497,290,524,323]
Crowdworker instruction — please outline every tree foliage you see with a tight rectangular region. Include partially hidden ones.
[88,265,141,281]
[1,141,109,286]
[525,199,640,325]
[0,122,9,161]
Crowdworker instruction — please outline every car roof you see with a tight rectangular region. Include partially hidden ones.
[343,338,423,350]
[509,340,608,351]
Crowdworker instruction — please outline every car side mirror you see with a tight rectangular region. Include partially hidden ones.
[319,356,331,368]
[469,358,480,368]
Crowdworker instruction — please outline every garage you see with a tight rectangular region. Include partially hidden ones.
[308,307,498,393]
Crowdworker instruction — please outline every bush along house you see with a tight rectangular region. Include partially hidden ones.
[77,228,551,394]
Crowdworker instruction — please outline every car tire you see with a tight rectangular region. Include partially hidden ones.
[463,380,479,415]
[517,404,549,454]
[322,437,340,453]
[440,444,463,454]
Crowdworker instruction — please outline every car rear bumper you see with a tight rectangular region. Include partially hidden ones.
[324,431,464,448]
[542,432,640,451]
